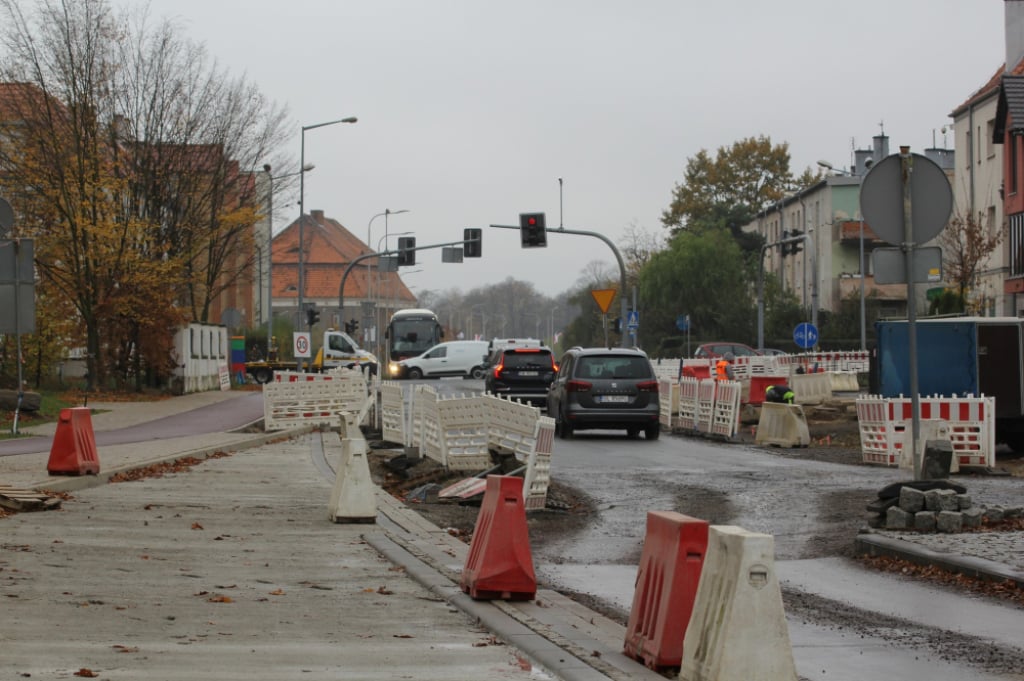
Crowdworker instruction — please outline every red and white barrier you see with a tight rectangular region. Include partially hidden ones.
[855,395,995,468]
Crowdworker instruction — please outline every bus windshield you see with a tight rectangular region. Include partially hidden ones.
[387,309,444,369]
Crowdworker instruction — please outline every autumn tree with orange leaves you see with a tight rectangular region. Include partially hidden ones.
[0,0,289,390]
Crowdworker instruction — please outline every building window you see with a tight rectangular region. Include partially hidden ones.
[966,130,972,169]
[1011,134,1019,196]
[987,119,996,159]
[1010,213,1024,277]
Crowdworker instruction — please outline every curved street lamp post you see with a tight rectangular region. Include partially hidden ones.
[297,116,357,338]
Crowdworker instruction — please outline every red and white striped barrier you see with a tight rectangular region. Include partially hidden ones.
[855,395,995,469]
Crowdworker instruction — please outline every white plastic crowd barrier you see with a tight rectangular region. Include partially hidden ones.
[790,371,832,405]
[379,381,406,445]
[828,371,860,392]
[670,377,741,439]
[392,387,552,507]
[651,358,683,381]
[710,380,742,438]
[677,376,700,431]
[658,379,679,429]
[855,395,995,468]
[523,416,555,511]
[263,370,369,431]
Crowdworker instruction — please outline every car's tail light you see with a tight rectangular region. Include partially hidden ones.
[637,380,659,393]
[493,363,504,379]
[566,379,592,393]
[552,362,559,372]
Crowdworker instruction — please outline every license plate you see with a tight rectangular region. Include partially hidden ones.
[519,371,539,376]
[598,395,630,403]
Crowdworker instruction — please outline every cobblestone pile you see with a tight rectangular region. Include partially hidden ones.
[867,483,1023,533]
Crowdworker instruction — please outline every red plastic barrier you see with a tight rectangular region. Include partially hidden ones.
[747,375,788,405]
[460,476,536,601]
[681,365,710,380]
[47,407,100,476]
[623,511,708,670]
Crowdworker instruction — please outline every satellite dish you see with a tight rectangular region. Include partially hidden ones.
[0,197,13,237]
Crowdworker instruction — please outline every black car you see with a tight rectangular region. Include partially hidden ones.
[546,347,660,440]
[484,346,558,405]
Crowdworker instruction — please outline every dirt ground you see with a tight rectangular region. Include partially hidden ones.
[365,400,1024,622]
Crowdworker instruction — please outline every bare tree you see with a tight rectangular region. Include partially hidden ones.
[938,211,1002,309]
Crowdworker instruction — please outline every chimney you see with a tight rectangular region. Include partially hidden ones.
[311,209,324,223]
[855,149,874,176]
[1008,0,1024,72]
[873,134,889,163]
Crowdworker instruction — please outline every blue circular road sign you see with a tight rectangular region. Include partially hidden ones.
[793,322,818,349]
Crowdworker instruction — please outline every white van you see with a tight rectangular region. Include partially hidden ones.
[392,340,490,380]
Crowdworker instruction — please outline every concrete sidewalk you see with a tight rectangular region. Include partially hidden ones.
[1,393,661,681]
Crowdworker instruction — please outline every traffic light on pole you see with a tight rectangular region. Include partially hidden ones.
[306,305,320,327]
[397,236,416,266]
[519,213,547,248]
[789,229,804,256]
[464,228,482,258]
[780,230,790,258]
[345,318,359,334]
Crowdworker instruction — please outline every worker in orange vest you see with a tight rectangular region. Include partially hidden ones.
[715,352,735,381]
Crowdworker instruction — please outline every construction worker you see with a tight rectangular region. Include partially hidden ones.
[715,352,735,381]
[765,384,795,404]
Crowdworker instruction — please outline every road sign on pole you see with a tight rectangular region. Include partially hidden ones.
[293,332,311,358]
[626,310,639,330]
[590,288,616,314]
[793,322,818,349]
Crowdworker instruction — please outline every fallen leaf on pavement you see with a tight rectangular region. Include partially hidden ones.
[269,589,285,595]
[376,586,393,595]
[392,634,414,638]
[191,522,204,530]
[73,669,99,678]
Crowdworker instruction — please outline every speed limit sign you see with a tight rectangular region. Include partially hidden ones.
[293,332,311,358]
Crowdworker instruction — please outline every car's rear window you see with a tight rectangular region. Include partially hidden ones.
[575,356,652,379]
[502,350,553,369]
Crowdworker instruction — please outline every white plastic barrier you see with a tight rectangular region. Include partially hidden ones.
[696,379,718,434]
[856,397,898,466]
[793,350,870,373]
[411,384,444,464]
[658,379,678,429]
[486,395,542,461]
[856,395,996,468]
[755,402,811,447]
[523,416,554,511]
[681,526,797,681]
[790,371,832,405]
[731,355,785,380]
[828,371,860,392]
[436,394,492,471]
[263,372,369,431]
[379,381,406,445]
[710,380,742,439]
[651,358,683,381]
[676,376,700,431]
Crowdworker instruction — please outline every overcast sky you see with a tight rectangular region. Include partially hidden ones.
[131,0,1006,299]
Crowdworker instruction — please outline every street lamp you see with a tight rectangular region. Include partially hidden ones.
[548,306,560,347]
[263,163,314,358]
[298,116,357,331]
[818,159,867,351]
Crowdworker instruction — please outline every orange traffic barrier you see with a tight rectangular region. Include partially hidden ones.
[747,375,788,405]
[47,407,100,476]
[460,475,536,601]
[623,511,708,670]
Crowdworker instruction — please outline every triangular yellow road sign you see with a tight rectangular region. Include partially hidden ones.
[590,288,617,314]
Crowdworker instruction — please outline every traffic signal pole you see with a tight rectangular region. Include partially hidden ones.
[336,236,481,319]
[490,223,630,349]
